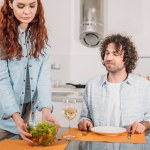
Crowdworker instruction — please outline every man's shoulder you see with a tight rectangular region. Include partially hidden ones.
[86,74,106,86]
[128,73,150,86]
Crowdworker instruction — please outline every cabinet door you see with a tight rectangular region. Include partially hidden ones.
[35,101,82,128]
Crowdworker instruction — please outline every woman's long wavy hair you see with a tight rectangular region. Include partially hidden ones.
[0,0,48,60]
[100,34,138,73]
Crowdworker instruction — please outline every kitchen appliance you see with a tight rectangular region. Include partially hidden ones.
[80,0,104,47]
[66,83,85,88]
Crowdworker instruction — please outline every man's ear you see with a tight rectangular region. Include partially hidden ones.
[9,1,13,9]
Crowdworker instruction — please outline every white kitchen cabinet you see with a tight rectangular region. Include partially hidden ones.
[35,101,82,128]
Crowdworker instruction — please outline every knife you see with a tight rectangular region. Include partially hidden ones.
[127,132,132,139]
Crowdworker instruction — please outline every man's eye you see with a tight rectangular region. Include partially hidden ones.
[113,52,120,56]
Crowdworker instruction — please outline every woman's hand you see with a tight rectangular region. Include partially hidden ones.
[42,108,61,127]
[12,113,33,144]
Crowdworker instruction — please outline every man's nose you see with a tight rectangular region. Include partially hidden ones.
[106,53,114,60]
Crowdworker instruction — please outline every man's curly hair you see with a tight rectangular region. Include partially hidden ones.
[100,34,138,73]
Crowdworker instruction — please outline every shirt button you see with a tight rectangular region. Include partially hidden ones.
[22,32,24,34]
[24,80,26,82]
[20,104,23,106]
[26,55,28,57]
[30,77,33,80]
[27,41,29,43]
[29,65,32,67]
[24,43,25,45]
[22,92,24,94]
[25,67,26,69]
[32,90,34,92]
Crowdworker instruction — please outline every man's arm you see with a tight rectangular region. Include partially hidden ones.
[78,84,93,131]
[141,121,150,130]
[79,85,92,122]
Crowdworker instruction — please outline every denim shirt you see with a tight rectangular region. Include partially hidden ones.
[80,74,150,127]
[0,28,52,134]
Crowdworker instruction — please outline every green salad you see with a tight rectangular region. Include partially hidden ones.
[27,122,57,146]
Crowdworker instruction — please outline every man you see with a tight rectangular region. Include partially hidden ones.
[78,34,150,134]
[147,76,150,80]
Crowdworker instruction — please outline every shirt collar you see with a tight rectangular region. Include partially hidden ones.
[99,74,108,86]
[99,73,133,87]
[123,73,133,85]
[18,26,31,37]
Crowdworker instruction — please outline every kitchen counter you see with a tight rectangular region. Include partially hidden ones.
[52,86,85,102]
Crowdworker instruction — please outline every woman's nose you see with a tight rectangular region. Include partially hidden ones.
[23,7,30,15]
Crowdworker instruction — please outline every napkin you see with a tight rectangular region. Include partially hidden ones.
[0,139,68,150]
[59,128,146,144]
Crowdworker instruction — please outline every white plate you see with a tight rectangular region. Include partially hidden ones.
[91,126,127,136]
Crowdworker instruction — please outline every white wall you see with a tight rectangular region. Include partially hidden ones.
[42,0,150,84]
[42,0,106,84]
[33,1,150,83]
[106,0,150,57]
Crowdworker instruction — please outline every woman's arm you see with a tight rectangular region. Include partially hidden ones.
[12,112,32,143]
[36,39,60,126]
[0,59,20,119]
[36,45,52,111]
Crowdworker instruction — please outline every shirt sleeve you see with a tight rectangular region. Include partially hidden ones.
[0,59,20,119]
[144,82,150,122]
[79,84,92,122]
[36,37,53,112]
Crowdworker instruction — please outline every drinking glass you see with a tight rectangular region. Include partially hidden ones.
[62,99,77,139]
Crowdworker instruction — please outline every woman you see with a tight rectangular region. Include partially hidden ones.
[0,0,60,143]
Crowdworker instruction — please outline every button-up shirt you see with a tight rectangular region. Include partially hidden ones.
[0,27,52,134]
[80,74,150,127]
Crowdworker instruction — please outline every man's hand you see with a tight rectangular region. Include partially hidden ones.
[78,119,93,131]
[128,121,147,134]
[146,76,150,81]
[12,113,32,144]
[42,108,61,127]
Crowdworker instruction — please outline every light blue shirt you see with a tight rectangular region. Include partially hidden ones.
[80,74,150,127]
[0,28,52,134]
